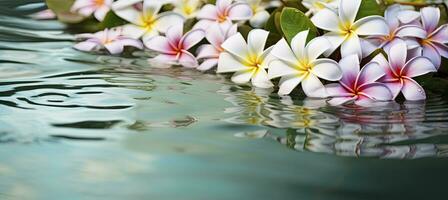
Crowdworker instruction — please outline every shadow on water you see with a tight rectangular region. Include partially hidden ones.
[0,1,448,200]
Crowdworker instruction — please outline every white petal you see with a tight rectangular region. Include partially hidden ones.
[197,5,218,20]
[143,0,162,18]
[231,70,255,84]
[326,83,352,97]
[357,61,384,86]
[221,33,249,61]
[421,7,440,33]
[311,58,342,81]
[322,32,346,56]
[396,25,427,39]
[247,29,269,56]
[401,78,426,101]
[268,60,298,79]
[387,40,407,73]
[353,16,389,36]
[339,54,360,87]
[271,38,297,65]
[250,10,270,28]
[403,56,437,78]
[397,10,421,24]
[341,34,362,58]
[311,8,341,32]
[306,36,332,60]
[113,7,143,25]
[74,41,98,52]
[227,3,253,21]
[302,74,328,98]
[196,44,220,59]
[278,75,305,95]
[122,24,146,39]
[339,0,361,24]
[217,52,248,73]
[252,68,274,88]
[178,50,199,68]
[359,83,393,101]
[181,29,205,50]
[94,6,110,21]
[112,0,142,10]
[155,12,185,33]
[197,58,219,71]
[104,42,124,54]
[144,36,175,54]
[290,30,308,59]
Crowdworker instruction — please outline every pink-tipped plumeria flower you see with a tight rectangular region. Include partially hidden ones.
[74,28,143,54]
[194,0,253,30]
[217,29,274,88]
[412,7,448,69]
[112,0,184,42]
[173,0,203,19]
[326,54,393,106]
[70,0,113,21]
[373,41,437,101]
[242,0,281,28]
[302,0,339,16]
[268,30,342,97]
[311,0,389,58]
[146,25,205,68]
[366,4,424,53]
[196,23,238,71]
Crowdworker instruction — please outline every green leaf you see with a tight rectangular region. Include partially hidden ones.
[238,25,253,39]
[265,9,282,34]
[356,0,385,19]
[45,0,85,23]
[100,11,128,29]
[280,7,318,44]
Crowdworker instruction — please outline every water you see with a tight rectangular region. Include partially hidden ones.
[1,1,448,200]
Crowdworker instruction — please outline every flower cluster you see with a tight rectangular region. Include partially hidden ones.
[68,0,447,106]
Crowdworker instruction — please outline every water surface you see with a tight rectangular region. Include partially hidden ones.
[1,1,448,200]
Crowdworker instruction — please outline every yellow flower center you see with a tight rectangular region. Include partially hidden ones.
[93,0,104,6]
[183,5,194,15]
[142,16,157,32]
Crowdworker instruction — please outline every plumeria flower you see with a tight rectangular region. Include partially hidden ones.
[112,0,184,42]
[302,0,339,16]
[241,0,281,28]
[71,0,113,21]
[74,28,143,54]
[412,7,448,69]
[173,0,203,18]
[326,54,393,106]
[366,4,424,53]
[311,0,389,58]
[194,0,252,30]
[268,30,342,97]
[373,41,437,101]
[146,24,205,68]
[217,29,274,88]
[196,23,238,71]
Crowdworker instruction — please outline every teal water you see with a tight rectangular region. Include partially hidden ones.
[1,1,448,200]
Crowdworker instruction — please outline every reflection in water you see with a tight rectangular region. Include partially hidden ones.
[221,86,448,159]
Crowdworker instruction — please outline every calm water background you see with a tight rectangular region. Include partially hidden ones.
[1,1,448,199]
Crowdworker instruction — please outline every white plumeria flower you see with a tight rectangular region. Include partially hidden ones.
[112,0,184,42]
[71,0,113,21]
[302,0,339,16]
[217,29,274,88]
[74,28,143,54]
[241,0,281,28]
[311,0,389,58]
[173,0,203,18]
[268,30,343,97]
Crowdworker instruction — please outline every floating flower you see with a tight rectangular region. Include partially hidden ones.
[242,0,281,28]
[373,41,437,101]
[196,23,238,71]
[74,28,143,54]
[146,25,205,68]
[268,30,342,97]
[302,0,339,16]
[326,54,393,106]
[412,7,448,69]
[71,0,113,21]
[311,0,389,58]
[173,0,203,18]
[217,29,274,88]
[194,0,252,30]
[112,0,184,42]
[366,4,424,53]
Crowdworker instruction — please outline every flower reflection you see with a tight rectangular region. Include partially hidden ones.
[222,85,448,159]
